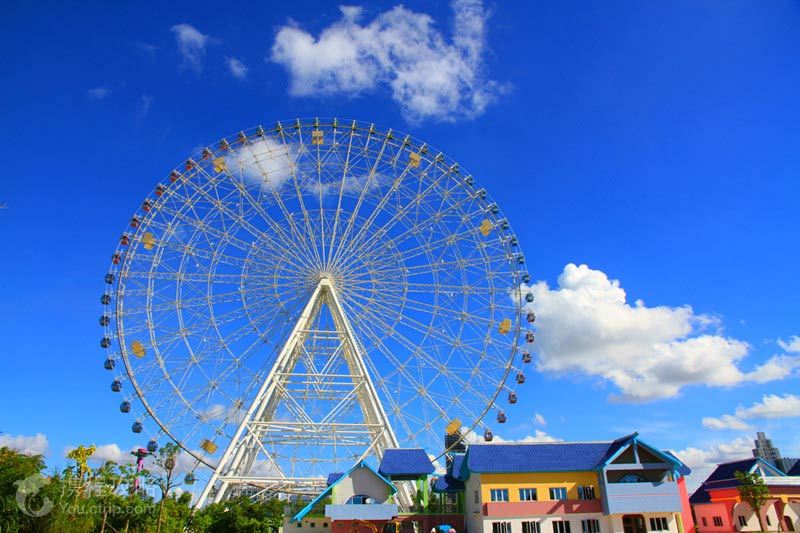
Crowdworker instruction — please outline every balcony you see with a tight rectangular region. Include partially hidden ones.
[604,481,682,514]
[325,504,399,521]
[483,500,603,517]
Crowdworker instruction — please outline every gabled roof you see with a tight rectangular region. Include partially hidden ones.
[461,434,689,478]
[291,461,396,523]
[379,449,434,477]
[465,442,613,474]
[701,457,785,490]
[662,451,692,477]
[689,485,711,504]
[432,474,465,494]
[450,453,466,480]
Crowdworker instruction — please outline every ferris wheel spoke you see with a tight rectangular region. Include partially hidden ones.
[328,129,392,267]
[104,119,526,494]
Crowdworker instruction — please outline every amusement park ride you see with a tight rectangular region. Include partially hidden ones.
[98,118,535,507]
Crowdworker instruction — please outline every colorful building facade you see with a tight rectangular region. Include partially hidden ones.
[454,433,693,533]
[287,434,693,533]
[690,458,800,532]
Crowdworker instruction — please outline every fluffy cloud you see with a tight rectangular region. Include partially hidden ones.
[171,23,209,72]
[521,430,560,443]
[526,264,800,402]
[270,1,505,122]
[86,86,110,99]
[0,433,48,456]
[226,137,297,188]
[671,436,753,491]
[226,57,248,79]
[703,393,800,430]
[778,335,800,353]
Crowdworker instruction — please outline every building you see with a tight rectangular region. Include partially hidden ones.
[453,433,693,533]
[289,449,463,533]
[690,457,800,532]
[752,432,785,472]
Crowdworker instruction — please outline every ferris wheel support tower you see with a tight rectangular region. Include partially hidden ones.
[195,275,404,508]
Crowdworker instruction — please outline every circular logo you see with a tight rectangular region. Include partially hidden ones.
[15,474,53,517]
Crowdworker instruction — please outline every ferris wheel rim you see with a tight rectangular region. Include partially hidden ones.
[100,117,532,473]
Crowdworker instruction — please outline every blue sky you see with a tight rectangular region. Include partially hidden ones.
[1,0,799,490]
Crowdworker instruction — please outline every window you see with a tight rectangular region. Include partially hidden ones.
[297,524,302,528]
[618,474,644,483]
[701,518,707,527]
[577,486,595,500]
[522,522,541,533]
[519,488,538,501]
[324,524,329,528]
[552,521,571,533]
[712,517,723,527]
[492,522,512,533]
[766,516,772,527]
[310,523,316,528]
[490,489,509,502]
[474,490,479,504]
[649,517,668,531]
[549,487,567,500]
[581,519,600,533]
[737,516,746,527]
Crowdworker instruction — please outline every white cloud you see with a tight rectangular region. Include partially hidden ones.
[778,335,800,354]
[703,394,800,431]
[87,86,110,99]
[533,413,546,426]
[521,430,560,443]
[671,436,753,491]
[136,94,153,120]
[526,264,800,402]
[136,42,158,55]
[270,0,505,122]
[701,415,752,431]
[171,23,209,72]
[0,433,48,456]
[226,57,248,79]
[226,137,297,188]
[89,443,135,465]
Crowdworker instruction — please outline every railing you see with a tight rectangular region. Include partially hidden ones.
[604,481,682,513]
[482,500,603,516]
[325,503,399,520]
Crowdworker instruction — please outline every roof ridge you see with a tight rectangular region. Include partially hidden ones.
[471,440,612,446]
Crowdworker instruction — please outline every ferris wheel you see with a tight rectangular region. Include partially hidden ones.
[99,118,535,504]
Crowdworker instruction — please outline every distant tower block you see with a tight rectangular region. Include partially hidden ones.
[753,431,784,471]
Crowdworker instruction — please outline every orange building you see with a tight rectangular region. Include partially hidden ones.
[690,458,800,532]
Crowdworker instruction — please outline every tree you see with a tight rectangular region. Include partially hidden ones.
[735,470,770,531]
[147,442,182,533]
[0,446,47,532]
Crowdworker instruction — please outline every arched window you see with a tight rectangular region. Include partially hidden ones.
[346,494,376,505]
[618,474,645,483]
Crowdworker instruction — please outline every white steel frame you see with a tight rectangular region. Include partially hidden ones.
[195,276,402,507]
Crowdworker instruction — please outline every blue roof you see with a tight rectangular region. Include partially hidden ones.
[450,453,466,480]
[662,451,692,476]
[701,457,785,490]
[326,472,343,486]
[465,442,613,473]
[379,449,434,477]
[788,461,800,476]
[432,474,465,493]
[462,434,688,477]
[689,485,711,504]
